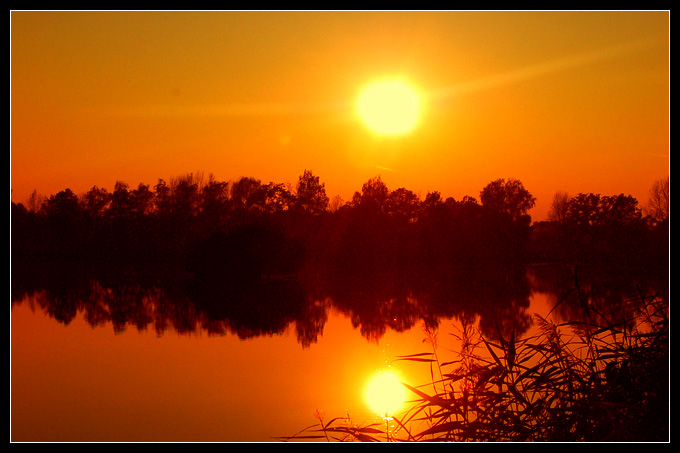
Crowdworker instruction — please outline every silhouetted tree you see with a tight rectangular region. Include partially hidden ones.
[262,182,294,213]
[231,176,266,221]
[82,185,111,218]
[422,191,442,213]
[386,187,420,222]
[480,178,536,223]
[598,194,643,225]
[109,181,132,220]
[548,191,570,223]
[565,193,601,226]
[41,188,84,256]
[170,173,202,220]
[294,170,329,215]
[351,176,389,213]
[42,188,81,219]
[644,177,669,223]
[153,179,172,217]
[26,189,46,212]
[565,193,642,227]
[199,176,231,234]
[130,183,154,217]
[545,192,650,265]
[461,195,478,205]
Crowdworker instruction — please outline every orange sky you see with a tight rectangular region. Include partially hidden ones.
[10,10,669,221]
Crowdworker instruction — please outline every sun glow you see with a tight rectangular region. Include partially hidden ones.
[364,371,407,417]
[356,79,422,136]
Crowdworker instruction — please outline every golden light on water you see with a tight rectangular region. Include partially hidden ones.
[356,79,421,136]
[364,371,407,417]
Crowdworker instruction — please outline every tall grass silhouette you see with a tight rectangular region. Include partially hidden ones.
[279,277,668,442]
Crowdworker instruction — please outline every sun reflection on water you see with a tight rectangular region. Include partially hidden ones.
[364,369,407,418]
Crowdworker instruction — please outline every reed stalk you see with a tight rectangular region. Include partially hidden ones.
[279,285,668,442]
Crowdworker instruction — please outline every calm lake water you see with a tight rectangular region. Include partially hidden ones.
[10,263,663,442]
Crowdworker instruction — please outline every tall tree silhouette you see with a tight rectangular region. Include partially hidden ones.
[644,177,669,223]
[480,178,536,223]
[293,170,329,215]
[548,191,570,223]
[263,182,294,213]
[199,177,231,235]
[231,176,266,222]
[386,187,420,223]
[41,188,84,255]
[350,176,389,213]
[82,186,111,218]
[109,181,132,220]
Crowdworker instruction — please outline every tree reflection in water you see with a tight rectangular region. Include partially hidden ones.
[10,254,664,347]
[11,173,668,346]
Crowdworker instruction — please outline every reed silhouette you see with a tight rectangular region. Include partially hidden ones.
[280,283,668,442]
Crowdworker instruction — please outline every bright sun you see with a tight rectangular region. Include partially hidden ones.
[356,79,421,136]
[364,371,407,417]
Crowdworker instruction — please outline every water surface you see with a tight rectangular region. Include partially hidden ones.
[10,262,662,442]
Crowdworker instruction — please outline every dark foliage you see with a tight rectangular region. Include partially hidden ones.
[11,172,669,442]
[11,172,667,345]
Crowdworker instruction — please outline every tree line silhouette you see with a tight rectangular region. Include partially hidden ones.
[11,170,667,268]
[11,171,668,343]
